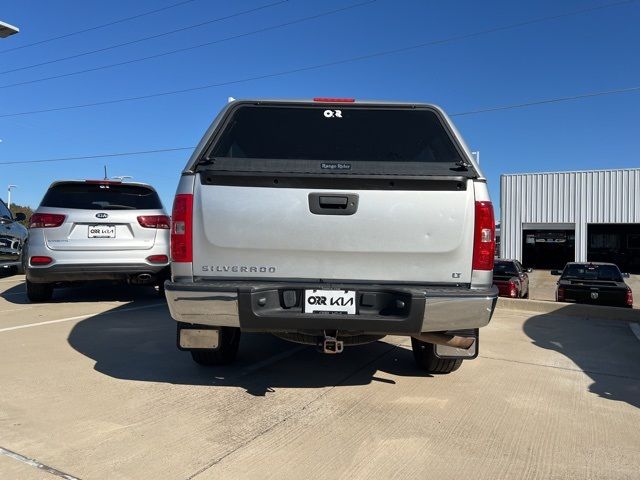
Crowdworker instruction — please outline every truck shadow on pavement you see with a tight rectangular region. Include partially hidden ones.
[67,300,431,396]
[523,308,640,409]
[1,281,161,305]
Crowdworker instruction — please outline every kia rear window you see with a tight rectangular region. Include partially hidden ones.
[202,105,474,176]
[41,183,163,210]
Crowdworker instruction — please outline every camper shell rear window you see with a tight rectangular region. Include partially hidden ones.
[198,104,477,177]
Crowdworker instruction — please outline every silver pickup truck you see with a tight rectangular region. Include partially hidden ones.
[165,99,498,374]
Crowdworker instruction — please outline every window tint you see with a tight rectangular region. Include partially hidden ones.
[41,183,163,210]
[0,200,11,219]
[562,264,623,281]
[206,105,469,175]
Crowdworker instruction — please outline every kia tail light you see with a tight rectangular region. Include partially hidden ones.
[29,213,65,228]
[138,215,170,229]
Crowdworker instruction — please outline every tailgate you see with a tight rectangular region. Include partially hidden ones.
[193,177,475,283]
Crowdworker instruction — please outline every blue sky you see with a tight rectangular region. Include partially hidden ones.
[0,0,639,213]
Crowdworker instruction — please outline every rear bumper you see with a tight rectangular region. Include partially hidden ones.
[165,280,498,334]
[27,263,169,283]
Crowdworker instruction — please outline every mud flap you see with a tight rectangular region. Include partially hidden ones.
[177,323,220,350]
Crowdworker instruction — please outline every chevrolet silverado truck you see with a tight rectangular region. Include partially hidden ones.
[165,99,498,374]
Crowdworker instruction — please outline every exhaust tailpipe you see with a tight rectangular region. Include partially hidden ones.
[129,273,154,285]
[411,333,475,350]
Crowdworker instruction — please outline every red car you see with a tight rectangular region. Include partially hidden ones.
[493,259,531,298]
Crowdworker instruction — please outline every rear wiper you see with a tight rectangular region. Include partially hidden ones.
[198,157,216,167]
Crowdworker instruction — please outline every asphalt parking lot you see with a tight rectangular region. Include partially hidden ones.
[1,275,639,480]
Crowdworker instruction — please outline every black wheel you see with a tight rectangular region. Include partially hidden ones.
[411,337,463,374]
[26,280,53,303]
[189,326,241,366]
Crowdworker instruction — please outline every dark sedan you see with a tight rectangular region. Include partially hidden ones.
[552,262,633,308]
[0,199,27,275]
[493,259,531,298]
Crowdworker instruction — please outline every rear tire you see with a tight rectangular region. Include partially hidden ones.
[189,327,241,366]
[26,280,53,303]
[411,337,463,374]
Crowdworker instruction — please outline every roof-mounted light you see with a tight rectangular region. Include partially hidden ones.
[313,98,355,103]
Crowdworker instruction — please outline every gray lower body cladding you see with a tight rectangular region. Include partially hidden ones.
[165,280,498,334]
[27,263,169,283]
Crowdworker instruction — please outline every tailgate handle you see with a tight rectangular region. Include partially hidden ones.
[319,196,348,208]
[309,193,359,215]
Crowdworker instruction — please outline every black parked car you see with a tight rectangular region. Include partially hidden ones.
[552,262,633,308]
[0,199,28,275]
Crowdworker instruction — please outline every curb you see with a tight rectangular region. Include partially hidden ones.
[496,297,640,322]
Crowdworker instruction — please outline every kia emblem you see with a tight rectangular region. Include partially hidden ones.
[96,213,108,219]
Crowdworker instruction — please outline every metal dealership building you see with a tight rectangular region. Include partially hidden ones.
[500,168,640,273]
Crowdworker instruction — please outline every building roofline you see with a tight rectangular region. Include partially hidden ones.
[501,167,640,177]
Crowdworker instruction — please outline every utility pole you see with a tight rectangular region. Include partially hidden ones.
[7,185,17,208]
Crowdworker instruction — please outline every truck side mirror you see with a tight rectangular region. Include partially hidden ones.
[551,270,562,276]
[622,272,630,278]
[14,212,26,222]
[526,268,533,273]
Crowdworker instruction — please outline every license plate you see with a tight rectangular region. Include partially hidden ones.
[304,289,356,314]
[88,225,116,238]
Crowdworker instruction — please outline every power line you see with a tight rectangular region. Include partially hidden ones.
[0,0,288,75]
[0,0,379,90]
[0,0,198,55]
[0,147,194,165]
[2,84,640,166]
[0,0,637,119]
[449,85,640,116]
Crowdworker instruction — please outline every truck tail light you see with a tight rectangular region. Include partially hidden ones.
[138,215,170,229]
[508,280,518,298]
[30,256,52,265]
[627,289,633,307]
[313,97,355,103]
[472,201,495,271]
[29,213,66,228]
[557,287,565,302]
[171,194,193,262]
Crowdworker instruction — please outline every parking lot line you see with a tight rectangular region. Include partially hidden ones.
[630,323,640,343]
[1,290,26,296]
[0,446,79,480]
[0,302,164,333]
[0,306,33,314]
